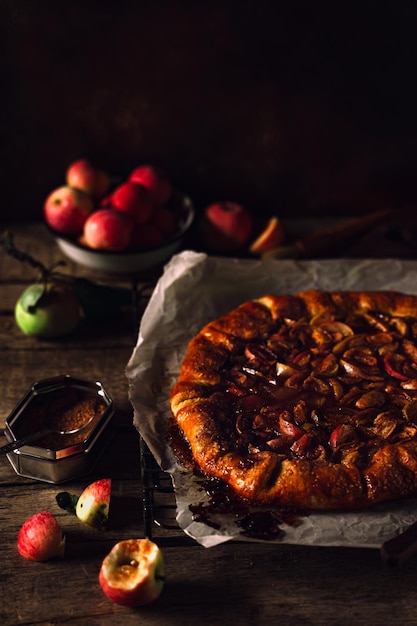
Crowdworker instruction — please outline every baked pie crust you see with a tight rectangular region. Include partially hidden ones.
[170,290,417,510]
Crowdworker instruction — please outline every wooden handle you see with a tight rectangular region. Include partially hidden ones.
[295,209,393,258]
[262,209,393,259]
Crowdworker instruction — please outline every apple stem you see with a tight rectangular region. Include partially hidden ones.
[2,229,134,322]
[56,491,79,514]
[1,229,65,282]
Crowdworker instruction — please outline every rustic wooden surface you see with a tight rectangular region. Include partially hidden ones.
[2,223,417,626]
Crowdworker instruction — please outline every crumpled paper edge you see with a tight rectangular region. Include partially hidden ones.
[126,250,417,548]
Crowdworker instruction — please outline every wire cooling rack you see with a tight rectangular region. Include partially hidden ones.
[139,436,199,546]
[130,280,185,541]
[139,436,179,536]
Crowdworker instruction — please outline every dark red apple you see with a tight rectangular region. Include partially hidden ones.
[150,206,178,238]
[110,182,154,224]
[129,164,172,206]
[132,222,165,250]
[199,201,253,253]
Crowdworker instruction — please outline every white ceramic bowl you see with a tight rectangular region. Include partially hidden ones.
[50,193,194,274]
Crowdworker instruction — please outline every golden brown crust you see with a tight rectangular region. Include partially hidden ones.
[170,290,417,510]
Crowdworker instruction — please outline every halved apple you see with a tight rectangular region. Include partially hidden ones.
[75,478,112,530]
[249,216,285,254]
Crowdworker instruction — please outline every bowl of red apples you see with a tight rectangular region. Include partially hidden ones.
[44,160,195,274]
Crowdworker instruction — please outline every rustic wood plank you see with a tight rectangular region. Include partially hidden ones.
[0,347,134,427]
[4,221,417,625]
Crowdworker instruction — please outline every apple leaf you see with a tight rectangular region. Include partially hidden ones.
[56,491,79,514]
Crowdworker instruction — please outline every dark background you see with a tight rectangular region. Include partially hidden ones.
[2,0,417,222]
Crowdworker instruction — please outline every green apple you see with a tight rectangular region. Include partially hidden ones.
[15,281,82,338]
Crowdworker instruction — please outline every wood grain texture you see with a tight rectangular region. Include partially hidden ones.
[2,222,417,625]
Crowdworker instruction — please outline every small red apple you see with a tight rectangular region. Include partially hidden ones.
[66,159,111,199]
[111,181,154,224]
[17,511,65,561]
[199,201,253,253]
[129,164,172,206]
[83,209,134,251]
[149,206,178,238]
[44,185,94,235]
[75,477,112,530]
[99,538,165,607]
[132,222,165,250]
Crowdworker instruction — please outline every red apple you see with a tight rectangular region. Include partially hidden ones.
[66,159,111,199]
[99,538,165,607]
[129,164,172,206]
[17,511,65,561]
[44,185,94,235]
[132,222,165,250]
[75,478,112,530]
[111,181,154,224]
[150,206,178,238]
[83,209,134,251]
[249,216,285,255]
[199,201,253,253]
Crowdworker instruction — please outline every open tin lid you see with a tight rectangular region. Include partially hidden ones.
[5,375,114,461]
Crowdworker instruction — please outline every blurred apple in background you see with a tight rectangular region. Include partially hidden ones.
[110,181,154,224]
[150,206,177,238]
[132,222,165,250]
[44,186,94,235]
[43,160,190,255]
[66,159,111,199]
[83,208,134,251]
[199,201,253,253]
[129,164,172,206]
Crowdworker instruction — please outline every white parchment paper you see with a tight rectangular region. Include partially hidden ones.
[126,251,417,548]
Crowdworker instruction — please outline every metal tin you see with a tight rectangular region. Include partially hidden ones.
[5,375,114,483]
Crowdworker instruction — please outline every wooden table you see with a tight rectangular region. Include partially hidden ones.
[2,222,417,626]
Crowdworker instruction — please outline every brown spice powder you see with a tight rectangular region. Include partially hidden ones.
[13,387,107,450]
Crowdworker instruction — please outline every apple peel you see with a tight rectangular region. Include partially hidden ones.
[249,216,285,254]
[99,538,165,607]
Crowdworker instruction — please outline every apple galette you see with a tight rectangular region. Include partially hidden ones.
[170,290,417,510]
